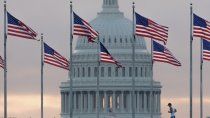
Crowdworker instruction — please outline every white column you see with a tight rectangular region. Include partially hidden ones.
[67,93,69,114]
[121,91,124,112]
[154,92,157,113]
[65,93,68,114]
[149,91,152,113]
[86,93,88,112]
[129,91,132,113]
[158,92,161,112]
[88,91,91,112]
[86,92,88,112]
[80,92,83,112]
[74,92,77,112]
[150,91,153,113]
[137,91,140,113]
[144,91,147,113]
[139,92,143,112]
[104,91,107,112]
[61,93,64,114]
[113,91,116,112]
[99,92,101,112]
[67,93,69,113]
[126,92,129,112]
[64,93,67,113]
[84,92,86,112]
[157,92,159,112]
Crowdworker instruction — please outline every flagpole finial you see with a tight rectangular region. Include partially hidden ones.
[4,0,6,6]
[132,2,135,10]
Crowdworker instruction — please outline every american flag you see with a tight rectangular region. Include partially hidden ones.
[203,39,210,61]
[153,40,181,66]
[100,42,122,67]
[135,12,169,44]
[0,56,4,69]
[73,12,99,42]
[193,14,210,41]
[7,12,37,40]
[44,43,69,70]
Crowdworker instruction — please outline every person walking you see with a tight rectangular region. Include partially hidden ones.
[168,103,177,118]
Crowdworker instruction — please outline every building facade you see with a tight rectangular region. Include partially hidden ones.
[60,0,162,118]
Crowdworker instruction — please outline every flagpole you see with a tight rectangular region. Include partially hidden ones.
[3,0,8,118]
[40,33,44,118]
[200,38,203,118]
[69,1,73,118]
[190,3,193,118]
[132,2,136,118]
[96,37,100,118]
[150,39,154,118]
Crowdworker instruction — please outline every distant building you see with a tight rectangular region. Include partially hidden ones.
[60,0,162,118]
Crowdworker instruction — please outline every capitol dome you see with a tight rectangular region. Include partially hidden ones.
[60,0,161,118]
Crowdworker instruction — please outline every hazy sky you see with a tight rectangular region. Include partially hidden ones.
[0,0,210,118]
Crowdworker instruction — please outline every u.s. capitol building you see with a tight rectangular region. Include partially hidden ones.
[60,0,161,118]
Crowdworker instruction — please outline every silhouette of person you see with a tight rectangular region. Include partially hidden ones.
[168,103,177,118]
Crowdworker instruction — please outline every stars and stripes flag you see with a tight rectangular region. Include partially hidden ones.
[135,12,169,44]
[153,40,181,66]
[100,42,122,67]
[0,56,4,69]
[203,39,210,61]
[73,12,99,42]
[44,43,69,70]
[193,14,210,41]
[7,12,37,40]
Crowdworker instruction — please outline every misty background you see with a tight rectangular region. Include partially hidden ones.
[0,0,210,117]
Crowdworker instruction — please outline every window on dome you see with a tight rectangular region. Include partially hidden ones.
[120,38,122,43]
[135,67,138,77]
[88,67,91,77]
[109,37,111,43]
[115,67,118,77]
[125,38,127,43]
[82,67,85,77]
[109,0,112,5]
[77,68,80,77]
[129,67,132,77]
[108,67,111,77]
[114,37,117,43]
[94,67,97,77]
[111,0,114,5]
[122,67,125,77]
[74,68,76,77]
[101,67,104,77]
[73,68,75,77]
[141,67,143,77]
[145,67,147,77]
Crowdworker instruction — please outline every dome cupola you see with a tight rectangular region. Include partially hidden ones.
[100,0,122,14]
